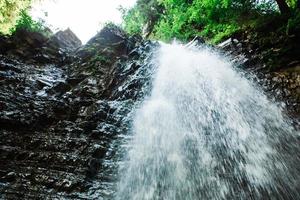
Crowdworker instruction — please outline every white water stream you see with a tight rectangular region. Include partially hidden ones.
[115,43,299,200]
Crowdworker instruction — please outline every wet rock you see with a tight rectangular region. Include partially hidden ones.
[92,144,107,158]
[75,24,129,63]
[51,81,72,94]
[87,24,127,46]
[0,24,157,199]
[2,172,17,182]
[218,36,300,127]
[86,158,100,178]
[0,28,80,65]
[37,79,53,87]
[0,61,22,73]
[66,77,85,86]
[188,36,205,46]
[48,28,82,51]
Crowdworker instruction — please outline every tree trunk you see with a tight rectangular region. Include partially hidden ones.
[297,0,300,9]
[275,0,290,14]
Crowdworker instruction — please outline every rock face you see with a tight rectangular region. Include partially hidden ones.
[48,28,82,51]
[217,35,300,129]
[0,28,80,64]
[0,25,157,199]
[0,23,299,199]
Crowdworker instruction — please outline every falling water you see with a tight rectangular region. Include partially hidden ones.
[115,43,300,200]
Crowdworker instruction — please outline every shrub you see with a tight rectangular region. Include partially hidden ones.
[12,10,49,34]
[0,0,32,35]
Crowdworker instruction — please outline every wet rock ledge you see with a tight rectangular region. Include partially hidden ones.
[0,26,156,199]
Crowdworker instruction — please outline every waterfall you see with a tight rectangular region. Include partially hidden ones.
[115,43,300,200]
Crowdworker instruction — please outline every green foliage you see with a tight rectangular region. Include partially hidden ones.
[120,7,144,34]
[286,10,300,34]
[286,0,298,8]
[121,0,163,35]
[152,0,255,42]
[0,0,50,36]
[201,23,239,44]
[0,0,32,35]
[11,10,48,34]
[121,0,286,43]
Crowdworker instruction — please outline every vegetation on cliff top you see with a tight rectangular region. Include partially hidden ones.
[1,0,300,44]
[121,0,300,43]
[0,0,48,35]
[0,0,32,34]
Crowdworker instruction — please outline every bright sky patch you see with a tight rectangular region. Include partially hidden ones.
[31,0,136,43]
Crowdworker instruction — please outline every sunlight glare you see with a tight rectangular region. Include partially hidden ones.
[31,0,137,43]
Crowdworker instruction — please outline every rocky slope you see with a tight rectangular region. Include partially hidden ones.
[0,26,157,199]
[0,24,299,199]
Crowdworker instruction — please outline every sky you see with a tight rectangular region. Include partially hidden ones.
[31,0,137,43]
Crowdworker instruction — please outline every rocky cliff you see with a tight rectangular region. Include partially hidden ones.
[0,26,157,199]
[0,24,299,199]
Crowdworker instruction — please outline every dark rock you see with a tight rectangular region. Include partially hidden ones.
[48,28,82,51]
[0,61,22,73]
[128,34,143,48]
[16,29,48,47]
[66,77,85,86]
[51,81,72,94]
[218,35,300,126]
[37,79,53,87]
[2,172,17,182]
[190,36,205,45]
[86,158,100,178]
[87,25,127,45]
[0,28,80,65]
[92,144,106,158]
